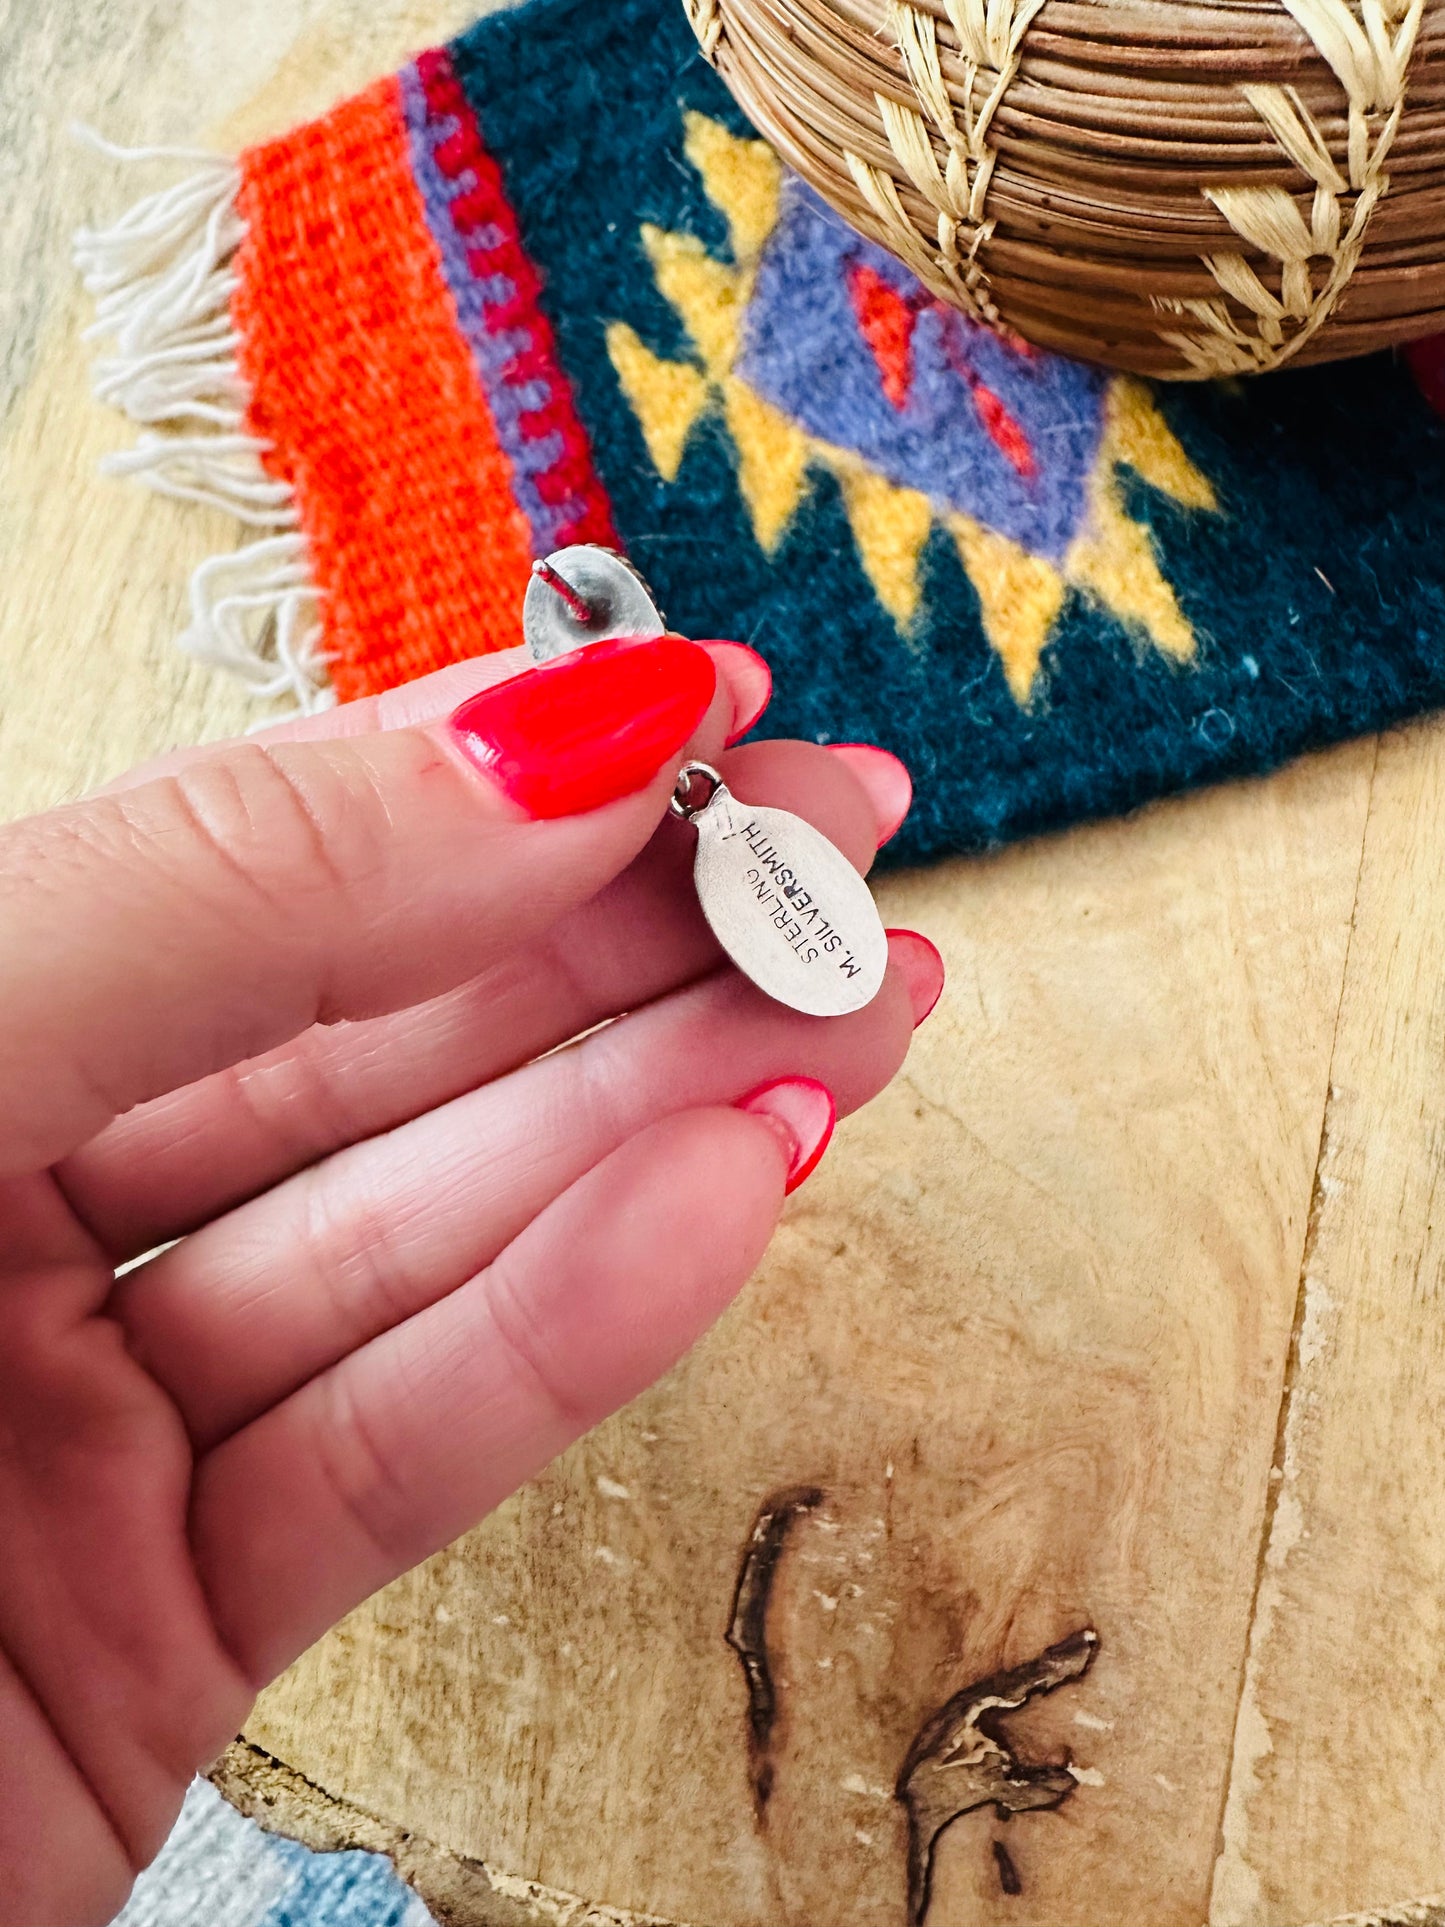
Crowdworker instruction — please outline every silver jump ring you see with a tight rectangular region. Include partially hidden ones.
[670,761,724,821]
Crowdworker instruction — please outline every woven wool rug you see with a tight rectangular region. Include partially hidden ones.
[80,0,1445,867]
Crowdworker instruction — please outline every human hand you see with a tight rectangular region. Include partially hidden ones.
[0,634,940,1925]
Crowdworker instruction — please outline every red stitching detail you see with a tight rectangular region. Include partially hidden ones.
[416,47,620,552]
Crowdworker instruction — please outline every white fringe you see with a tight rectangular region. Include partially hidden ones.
[181,535,334,713]
[74,127,332,716]
[100,434,300,527]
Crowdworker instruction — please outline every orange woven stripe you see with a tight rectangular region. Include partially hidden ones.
[233,76,533,702]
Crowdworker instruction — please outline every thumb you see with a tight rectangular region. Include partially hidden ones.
[0,635,721,1175]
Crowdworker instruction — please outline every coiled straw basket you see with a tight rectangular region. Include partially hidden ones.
[682,0,1445,377]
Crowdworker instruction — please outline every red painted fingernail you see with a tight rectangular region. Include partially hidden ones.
[828,743,913,846]
[699,640,773,746]
[887,929,945,1027]
[736,1076,837,1195]
[447,635,716,819]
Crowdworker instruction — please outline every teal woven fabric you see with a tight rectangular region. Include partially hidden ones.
[444,0,1445,864]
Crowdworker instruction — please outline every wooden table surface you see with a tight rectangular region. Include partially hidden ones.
[5,7,1445,1926]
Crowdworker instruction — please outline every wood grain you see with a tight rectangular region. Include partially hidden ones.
[3,5,1445,1926]
[1208,719,1445,1927]
[244,743,1375,1926]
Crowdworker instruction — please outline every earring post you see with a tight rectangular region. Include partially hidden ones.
[530,557,594,624]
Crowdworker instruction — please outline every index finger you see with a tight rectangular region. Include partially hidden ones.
[96,640,772,792]
[0,636,724,1176]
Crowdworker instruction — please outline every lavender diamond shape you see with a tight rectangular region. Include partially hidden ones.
[736,180,1110,563]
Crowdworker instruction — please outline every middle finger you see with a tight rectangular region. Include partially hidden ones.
[113,932,936,1451]
[61,739,906,1258]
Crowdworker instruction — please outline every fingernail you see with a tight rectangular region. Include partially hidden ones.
[698,641,773,746]
[828,743,913,847]
[886,929,945,1027]
[448,635,716,819]
[736,1076,837,1195]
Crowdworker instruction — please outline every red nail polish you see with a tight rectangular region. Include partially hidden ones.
[698,640,773,746]
[736,1077,837,1195]
[448,635,716,819]
[886,929,945,1027]
[827,743,913,847]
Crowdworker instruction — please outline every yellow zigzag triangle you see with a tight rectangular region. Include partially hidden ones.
[606,323,710,484]
[950,514,1067,703]
[682,110,781,264]
[641,227,742,379]
[1065,379,1216,664]
[825,451,934,630]
[723,378,812,556]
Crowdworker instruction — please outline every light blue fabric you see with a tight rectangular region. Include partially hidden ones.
[111,1783,435,1927]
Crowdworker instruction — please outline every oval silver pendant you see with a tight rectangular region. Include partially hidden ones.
[675,765,888,1017]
